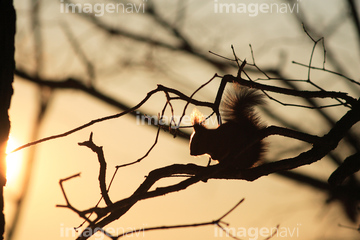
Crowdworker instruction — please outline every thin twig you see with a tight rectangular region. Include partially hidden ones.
[78,132,112,206]
[177,73,219,127]
[223,75,357,106]
[218,198,245,220]
[292,61,360,86]
[10,84,214,153]
[113,197,245,239]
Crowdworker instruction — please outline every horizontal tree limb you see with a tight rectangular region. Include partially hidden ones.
[223,74,358,106]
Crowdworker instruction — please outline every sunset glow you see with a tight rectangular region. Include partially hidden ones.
[6,136,23,186]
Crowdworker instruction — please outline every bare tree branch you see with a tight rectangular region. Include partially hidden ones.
[55,92,360,239]
[78,132,112,206]
[223,74,357,106]
[328,152,360,186]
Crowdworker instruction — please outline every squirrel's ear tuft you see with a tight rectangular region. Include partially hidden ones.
[191,108,205,125]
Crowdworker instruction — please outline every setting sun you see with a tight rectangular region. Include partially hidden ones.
[5,136,23,186]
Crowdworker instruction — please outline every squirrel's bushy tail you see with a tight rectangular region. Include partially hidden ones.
[221,87,265,125]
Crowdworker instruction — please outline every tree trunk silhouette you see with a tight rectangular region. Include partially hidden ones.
[0,0,16,238]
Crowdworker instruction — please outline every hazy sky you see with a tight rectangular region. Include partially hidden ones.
[5,0,360,240]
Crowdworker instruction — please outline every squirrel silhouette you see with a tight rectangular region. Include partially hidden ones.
[190,84,266,169]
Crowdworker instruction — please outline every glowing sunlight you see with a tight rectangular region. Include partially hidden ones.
[5,136,23,187]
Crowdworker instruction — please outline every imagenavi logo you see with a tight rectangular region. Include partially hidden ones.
[214,0,300,17]
[60,0,147,17]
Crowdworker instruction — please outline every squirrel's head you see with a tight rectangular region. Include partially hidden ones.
[190,108,208,156]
